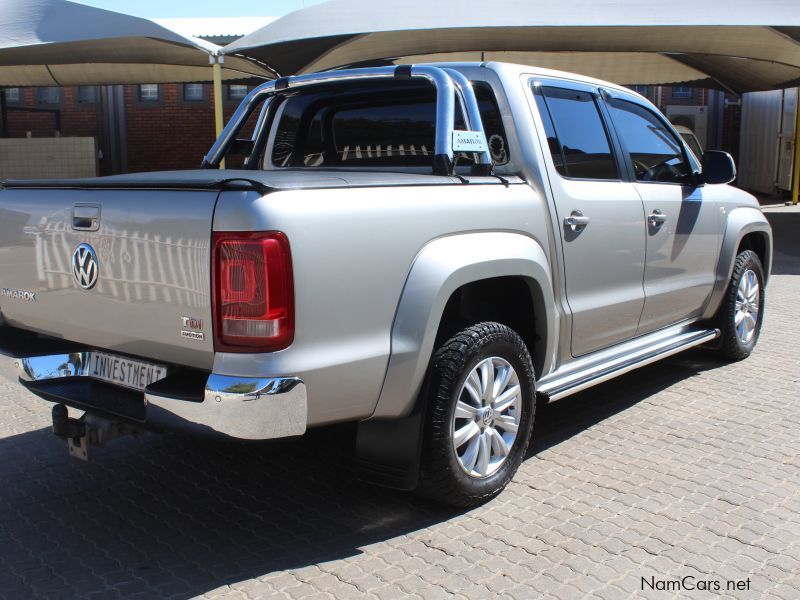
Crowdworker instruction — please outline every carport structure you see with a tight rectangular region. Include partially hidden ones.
[0,0,271,147]
[223,0,800,200]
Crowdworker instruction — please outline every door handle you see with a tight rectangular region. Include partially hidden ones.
[564,210,590,231]
[72,205,100,231]
[648,209,668,227]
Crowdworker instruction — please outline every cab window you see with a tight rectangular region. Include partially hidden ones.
[533,85,618,181]
[608,98,691,184]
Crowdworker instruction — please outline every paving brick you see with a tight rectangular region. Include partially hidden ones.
[1,212,798,599]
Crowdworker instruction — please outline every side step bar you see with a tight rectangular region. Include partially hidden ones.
[538,328,720,402]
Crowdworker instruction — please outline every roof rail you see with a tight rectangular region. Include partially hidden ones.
[201,65,493,176]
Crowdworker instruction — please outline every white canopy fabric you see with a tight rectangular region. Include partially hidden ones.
[0,0,271,86]
[222,0,800,93]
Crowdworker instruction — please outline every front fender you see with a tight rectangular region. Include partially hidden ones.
[370,231,555,420]
[701,206,773,320]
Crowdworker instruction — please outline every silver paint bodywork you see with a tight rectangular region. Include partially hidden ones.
[0,62,772,440]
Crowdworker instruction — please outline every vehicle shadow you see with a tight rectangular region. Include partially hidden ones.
[765,212,800,275]
[0,352,724,599]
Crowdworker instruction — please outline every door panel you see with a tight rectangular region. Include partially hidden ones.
[605,95,721,333]
[555,179,647,355]
[531,82,646,357]
[636,184,720,332]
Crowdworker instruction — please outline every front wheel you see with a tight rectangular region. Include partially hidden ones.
[715,249,766,361]
[416,322,536,507]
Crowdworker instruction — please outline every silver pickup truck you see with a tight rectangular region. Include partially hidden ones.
[0,63,772,506]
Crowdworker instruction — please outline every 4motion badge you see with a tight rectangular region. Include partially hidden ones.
[180,316,205,341]
[72,243,99,290]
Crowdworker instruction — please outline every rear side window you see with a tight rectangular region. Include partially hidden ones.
[608,98,691,184]
[270,80,509,168]
[532,85,618,180]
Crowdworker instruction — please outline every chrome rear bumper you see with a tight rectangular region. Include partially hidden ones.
[0,351,307,441]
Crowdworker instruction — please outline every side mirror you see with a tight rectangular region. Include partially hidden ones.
[701,150,736,185]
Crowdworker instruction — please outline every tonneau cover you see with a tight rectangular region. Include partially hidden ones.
[1,169,464,191]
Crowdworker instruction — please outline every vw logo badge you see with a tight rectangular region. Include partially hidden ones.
[72,243,99,290]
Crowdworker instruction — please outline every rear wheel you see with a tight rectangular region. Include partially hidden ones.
[416,322,535,507]
[715,249,765,361]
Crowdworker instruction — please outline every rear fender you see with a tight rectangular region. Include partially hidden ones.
[356,232,554,490]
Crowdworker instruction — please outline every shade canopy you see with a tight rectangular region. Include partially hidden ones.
[0,0,270,86]
[223,0,800,93]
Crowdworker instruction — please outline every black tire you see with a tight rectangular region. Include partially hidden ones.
[715,249,765,361]
[416,322,536,507]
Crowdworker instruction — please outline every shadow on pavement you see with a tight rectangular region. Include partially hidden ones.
[0,351,725,599]
[765,212,800,275]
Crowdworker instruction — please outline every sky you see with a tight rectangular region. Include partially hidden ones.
[75,0,326,18]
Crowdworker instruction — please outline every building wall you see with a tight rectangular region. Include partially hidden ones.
[0,137,96,179]
[2,83,247,175]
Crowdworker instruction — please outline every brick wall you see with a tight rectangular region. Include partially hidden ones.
[2,83,245,175]
[4,87,99,139]
[124,84,241,173]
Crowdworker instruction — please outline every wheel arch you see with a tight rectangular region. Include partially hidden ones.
[370,231,555,421]
[701,206,773,321]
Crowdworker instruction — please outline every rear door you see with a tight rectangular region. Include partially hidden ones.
[530,80,647,357]
[0,188,218,369]
[605,96,721,333]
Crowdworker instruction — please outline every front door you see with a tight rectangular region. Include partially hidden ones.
[531,82,647,357]
[606,97,721,333]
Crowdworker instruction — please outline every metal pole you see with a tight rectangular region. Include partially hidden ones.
[793,88,800,205]
[212,55,225,169]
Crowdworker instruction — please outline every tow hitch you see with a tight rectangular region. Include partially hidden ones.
[51,404,143,461]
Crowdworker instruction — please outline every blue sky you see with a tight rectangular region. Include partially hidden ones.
[76,0,325,18]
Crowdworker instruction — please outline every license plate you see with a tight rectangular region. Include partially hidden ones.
[87,352,167,392]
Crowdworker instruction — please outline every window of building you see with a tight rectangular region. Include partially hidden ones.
[77,86,98,104]
[138,84,159,102]
[37,87,61,104]
[228,85,248,101]
[608,98,691,184]
[3,88,21,103]
[183,83,204,101]
[671,87,693,99]
[532,85,618,180]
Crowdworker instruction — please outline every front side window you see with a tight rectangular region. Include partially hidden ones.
[138,84,159,102]
[37,87,60,104]
[532,85,618,180]
[269,80,509,169]
[609,98,691,184]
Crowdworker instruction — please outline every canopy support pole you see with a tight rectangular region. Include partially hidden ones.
[211,55,225,168]
[793,88,800,205]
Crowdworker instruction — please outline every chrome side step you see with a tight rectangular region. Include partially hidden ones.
[538,327,720,402]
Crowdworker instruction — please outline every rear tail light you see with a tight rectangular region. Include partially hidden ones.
[212,231,294,352]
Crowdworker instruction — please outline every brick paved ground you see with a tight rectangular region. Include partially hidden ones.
[1,211,798,599]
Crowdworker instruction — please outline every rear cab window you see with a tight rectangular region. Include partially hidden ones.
[532,84,619,181]
[268,80,510,170]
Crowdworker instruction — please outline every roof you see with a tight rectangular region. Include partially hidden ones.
[155,17,277,40]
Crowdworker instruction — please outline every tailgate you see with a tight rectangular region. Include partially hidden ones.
[0,188,218,370]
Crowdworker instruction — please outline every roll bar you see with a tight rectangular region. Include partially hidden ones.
[201,65,493,176]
